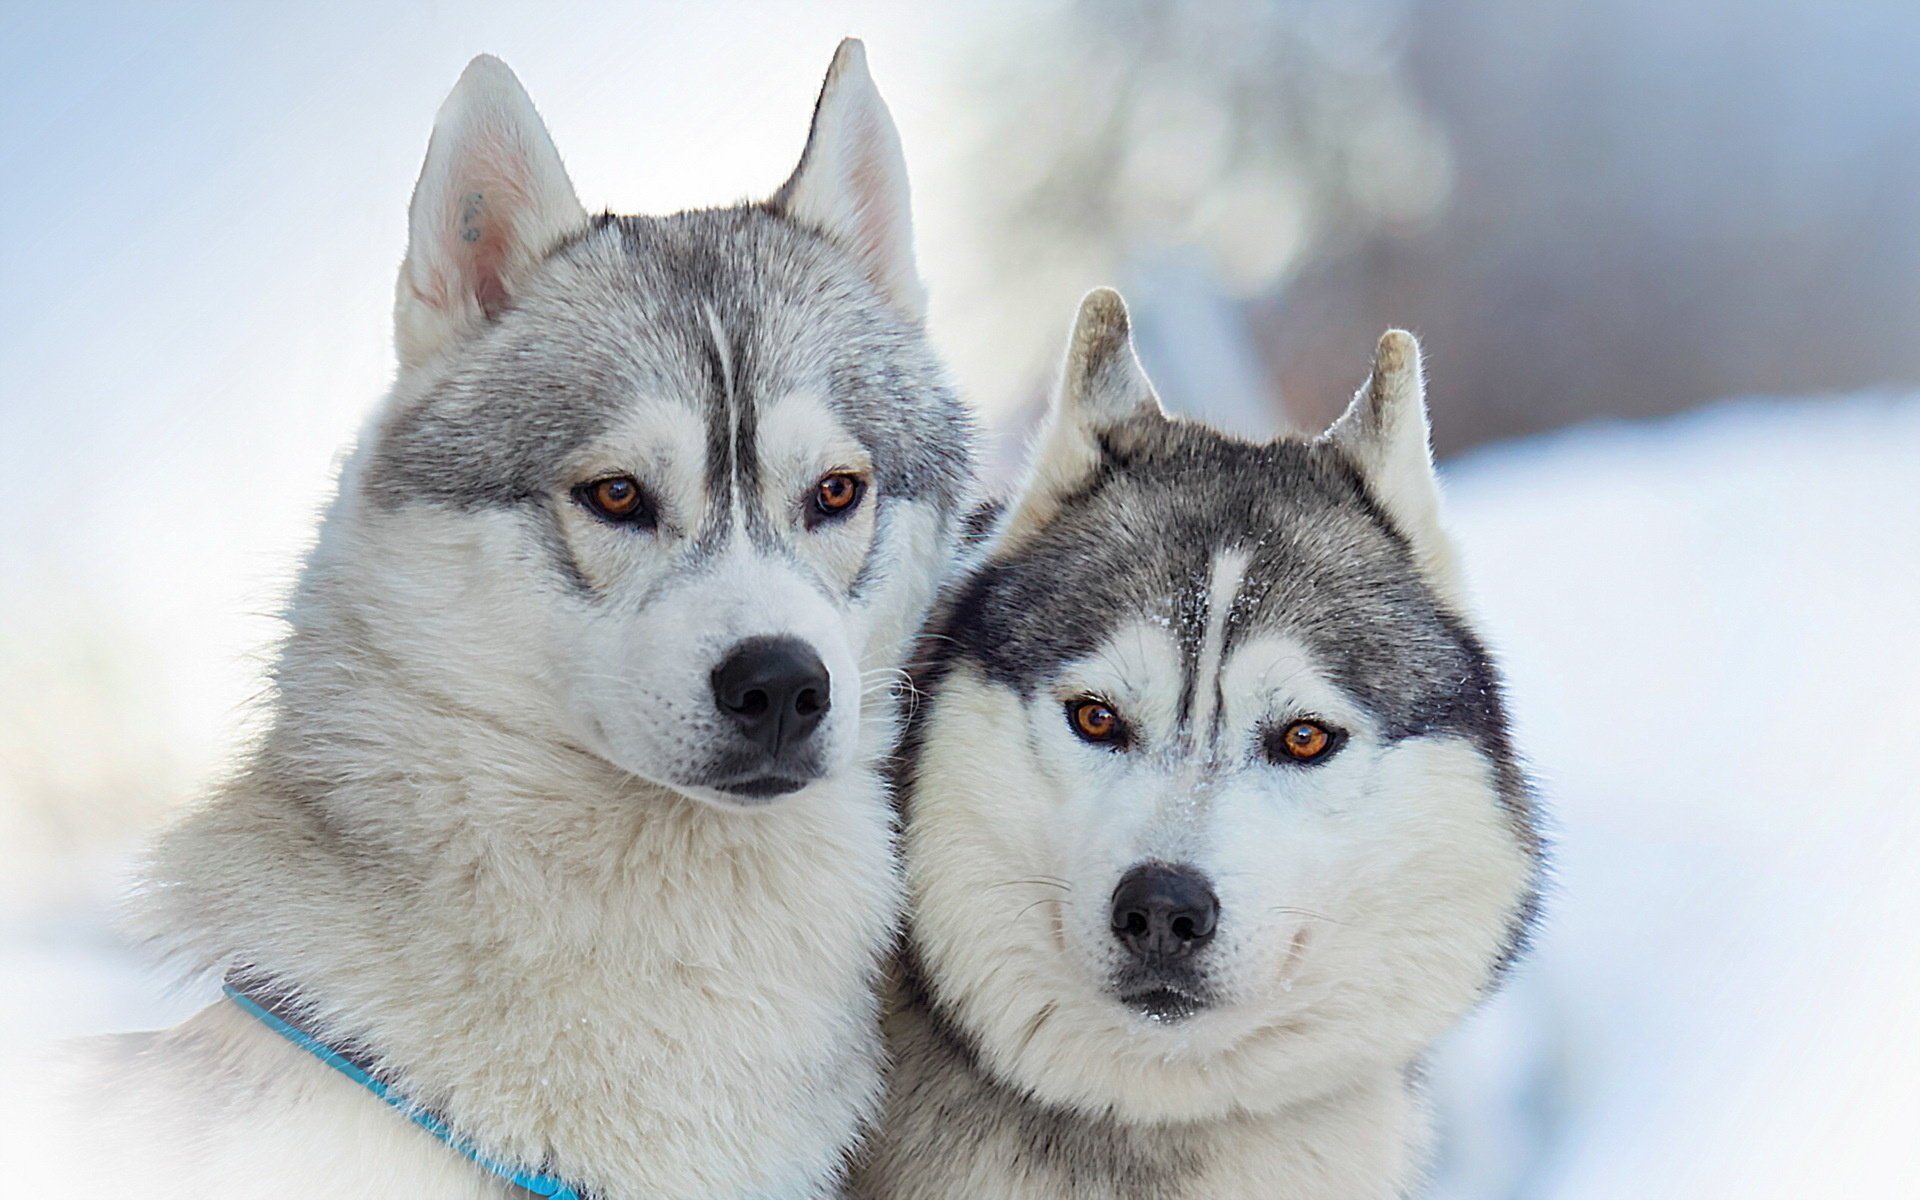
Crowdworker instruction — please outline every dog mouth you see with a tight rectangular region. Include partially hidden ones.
[715,774,814,802]
[690,749,833,806]
[1114,981,1211,1023]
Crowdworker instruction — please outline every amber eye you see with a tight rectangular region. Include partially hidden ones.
[1266,719,1343,766]
[1066,696,1128,748]
[578,475,652,525]
[810,471,866,524]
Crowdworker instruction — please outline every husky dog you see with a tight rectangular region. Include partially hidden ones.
[46,41,971,1200]
[852,290,1540,1199]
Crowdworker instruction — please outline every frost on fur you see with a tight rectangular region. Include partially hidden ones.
[771,39,926,322]
[394,54,587,374]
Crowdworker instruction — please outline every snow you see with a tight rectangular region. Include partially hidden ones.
[1428,394,1920,1197]
[5,393,1917,1192]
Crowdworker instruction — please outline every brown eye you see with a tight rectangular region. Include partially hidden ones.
[578,475,652,525]
[1267,720,1343,766]
[1067,697,1128,748]
[811,471,866,523]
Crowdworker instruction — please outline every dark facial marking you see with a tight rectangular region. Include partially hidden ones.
[517,495,594,597]
[942,425,1503,772]
[362,205,971,605]
[1158,556,1209,755]
[691,300,741,558]
[844,502,891,602]
[459,191,484,243]
[914,416,1540,947]
[728,316,779,552]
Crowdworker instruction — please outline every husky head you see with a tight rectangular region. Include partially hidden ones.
[316,43,969,809]
[900,290,1539,1121]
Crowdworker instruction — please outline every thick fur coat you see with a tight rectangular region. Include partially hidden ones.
[42,42,972,1200]
[852,291,1541,1199]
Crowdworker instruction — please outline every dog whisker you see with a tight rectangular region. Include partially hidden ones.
[1011,1000,1059,1059]
[1011,896,1070,924]
[1266,906,1351,928]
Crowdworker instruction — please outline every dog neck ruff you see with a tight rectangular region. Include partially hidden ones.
[223,970,585,1199]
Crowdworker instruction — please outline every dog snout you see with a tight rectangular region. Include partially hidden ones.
[1110,863,1219,961]
[710,636,831,756]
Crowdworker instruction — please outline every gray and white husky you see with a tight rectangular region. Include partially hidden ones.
[42,41,971,1200]
[852,290,1540,1199]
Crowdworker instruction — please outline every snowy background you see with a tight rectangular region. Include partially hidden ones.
[4,2,1919,1196]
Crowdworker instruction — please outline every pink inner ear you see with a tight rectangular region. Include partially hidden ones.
[845,109,897,282]
[466,209,512,321]
[443,139,530,321]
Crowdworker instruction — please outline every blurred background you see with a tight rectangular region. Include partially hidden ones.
[3,1,1917,1195]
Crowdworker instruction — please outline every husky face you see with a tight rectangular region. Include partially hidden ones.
[344,48,968,809]
[902,291,1538,1121]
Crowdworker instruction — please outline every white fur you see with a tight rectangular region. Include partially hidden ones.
[868,303,1531,1198]
[900,615,1527,1198]
[910,627,1529,1118]
[1322,330,1468,606]
[394,54,586,377]
[753,390,880,591]
[58,451,910,1199]
[42,49,959,1200]
[548,388,884,807]
[998,287,1166,550]
[772,39,926,322]
[1185,547,1250,738]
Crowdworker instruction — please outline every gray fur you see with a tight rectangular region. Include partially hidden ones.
[357,203,972,798]
[943,413,1532,844]
[853,953,1209,1200]
[365,207,968,524]
[856,293,1539,1200]
[53,46,977,1200]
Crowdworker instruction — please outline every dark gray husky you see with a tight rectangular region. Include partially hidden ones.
[854,290,1540,1199]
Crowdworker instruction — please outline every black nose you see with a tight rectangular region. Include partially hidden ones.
[1110,863,1219,961]
[710,636,831,757]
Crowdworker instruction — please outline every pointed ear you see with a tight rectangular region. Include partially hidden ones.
[1321,330,1465,602]
[394,55,586,376]
[770,39,925,322]
[997,288,1165,549]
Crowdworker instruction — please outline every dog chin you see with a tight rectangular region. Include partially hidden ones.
[665,767,843,811]
[570,741,797,810]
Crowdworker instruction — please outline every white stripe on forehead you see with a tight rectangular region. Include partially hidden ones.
[1187,547,1251,749]
[703,301,735,402]
[704,300,740,522]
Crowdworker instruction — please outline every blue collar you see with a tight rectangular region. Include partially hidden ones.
[223,972,585,1199]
